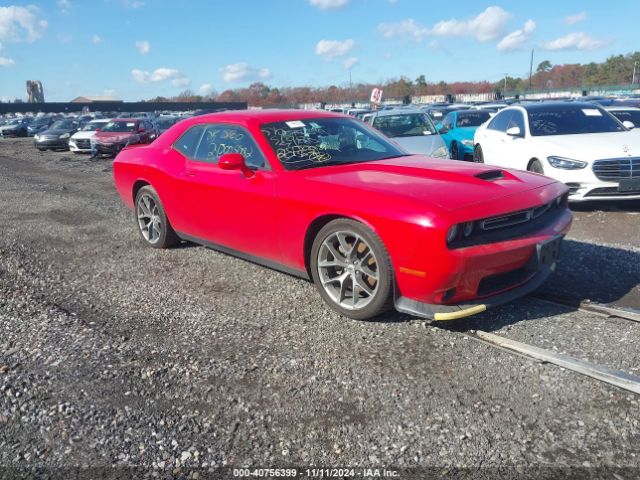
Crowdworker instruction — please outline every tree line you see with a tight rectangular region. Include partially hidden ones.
[146,51,640,107]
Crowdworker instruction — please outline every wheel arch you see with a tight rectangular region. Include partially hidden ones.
[303,213,384,279]
[527,157,541,170]
[132,179,151,202]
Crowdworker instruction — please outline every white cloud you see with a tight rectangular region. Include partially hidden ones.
[220,62,271,83]
[131,68,189,87]
[0,55,15,67]
[378,6,511,43]
[565,11,587,26]
[135,40,150,54]
[343,57,358,69]
[497,19,535,52]
[91,34,101,45]
[0,5,48,43]
[541,32,604,51]
[309,0,348,10]
[199,83,213,94]
[57,0,71,13]
[315,39,355,60]
[430,6,512,42]
[427,39,440,50]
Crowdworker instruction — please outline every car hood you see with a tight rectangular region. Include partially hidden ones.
[451,126,477,141]
[533,131,640,161]
[391,135,445,155]
[39,128,75,136]
[96,132,137,143]
[302,155,557,211]
[71,131,96,140]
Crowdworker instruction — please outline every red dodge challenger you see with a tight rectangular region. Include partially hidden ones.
[113,110,572,321]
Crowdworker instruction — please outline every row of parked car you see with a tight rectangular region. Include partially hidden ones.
[0,112,184,156]
[342,96,640,202]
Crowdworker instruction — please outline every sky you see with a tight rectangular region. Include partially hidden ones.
[1,0,639,102]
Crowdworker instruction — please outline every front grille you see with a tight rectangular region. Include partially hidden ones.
[592,157,640,181]
[75,139,91,149]
[585,187,640,197]
[477,267,532,297]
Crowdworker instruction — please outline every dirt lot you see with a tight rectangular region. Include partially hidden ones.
[1,137,639,479]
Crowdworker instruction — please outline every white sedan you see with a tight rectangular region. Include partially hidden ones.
[473,102,640,201]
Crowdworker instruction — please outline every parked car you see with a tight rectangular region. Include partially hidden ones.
[27,116,58,136]
[421,105,470,123]
[94,118,157,157]
[33,119,79,150]
[0,118,32,137]
[69,119,111,153]
[113,110,571,321]
[370,109,449,158]
[473,102,640,201]
[438,110,492,161]
[606,106,640,128]
[155,116,179,135]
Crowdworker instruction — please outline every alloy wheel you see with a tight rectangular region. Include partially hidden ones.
[137,194,162,244]
[316,231,379,310]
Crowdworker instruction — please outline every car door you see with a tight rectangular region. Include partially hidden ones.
[439,112,455,149]
[476,110,514,167]
[500,109,530,171]
[177,123,279,262]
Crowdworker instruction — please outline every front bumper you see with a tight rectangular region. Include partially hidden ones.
[566,181,640,201]
[395,237,561,320]
[34,139,70,149]
[96,142,127,156]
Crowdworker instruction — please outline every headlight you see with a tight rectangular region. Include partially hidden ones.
[59,133,70,139]
[461,139,474,146]
[34,134,40,140]
[462,221,474,237]
[446,225,459,244]
[547,156,587,170]
[432,145,449,158]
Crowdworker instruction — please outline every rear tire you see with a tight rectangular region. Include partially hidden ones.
[310,219,393,320]
[528,159,544,174]
[134,186,180,249]
[473,144,484,163]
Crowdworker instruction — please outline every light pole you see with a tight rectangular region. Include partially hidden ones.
[503,73,508,92]
[633,61,638,85]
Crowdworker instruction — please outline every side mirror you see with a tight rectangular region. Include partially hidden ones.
[623,120,635,130]
[506,126,522,137]
[439,125,449,134]
[219,153,254,178]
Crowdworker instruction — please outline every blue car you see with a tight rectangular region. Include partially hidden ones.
[437,110,492,161]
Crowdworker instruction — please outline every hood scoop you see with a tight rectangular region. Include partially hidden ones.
[475,169,505,181]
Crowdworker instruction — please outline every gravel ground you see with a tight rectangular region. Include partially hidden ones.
[1,138,640,479]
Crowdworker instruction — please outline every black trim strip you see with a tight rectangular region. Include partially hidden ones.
[176,232,310,281]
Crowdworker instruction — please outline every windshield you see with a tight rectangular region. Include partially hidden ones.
[609,110,640,126]
[528,105,626,136]
[456,111,491,127]
[51,120,77,130]
[102,121,137,133]
[82,122,107,132]
[32,118,51,126]
[260,117,405,171]
[372,113,437,137]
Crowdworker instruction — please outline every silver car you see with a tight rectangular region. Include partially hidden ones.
[368,109,449,158]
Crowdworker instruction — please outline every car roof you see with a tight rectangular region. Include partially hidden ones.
[373,108,425,117]
[516,101,606,112]
[180,109,345,125]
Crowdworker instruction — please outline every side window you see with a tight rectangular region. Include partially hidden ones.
[442,113,454,130]
[487,111,513,132]
[174,125,206,158]
[507,111,525,134]
[194,125,267,169]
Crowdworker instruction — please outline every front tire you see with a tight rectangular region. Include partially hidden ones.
[450,141,459,160]
[310,219,393,320]
[134,186,180,249]
[473,144,484,163]
[528,159,544,174]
